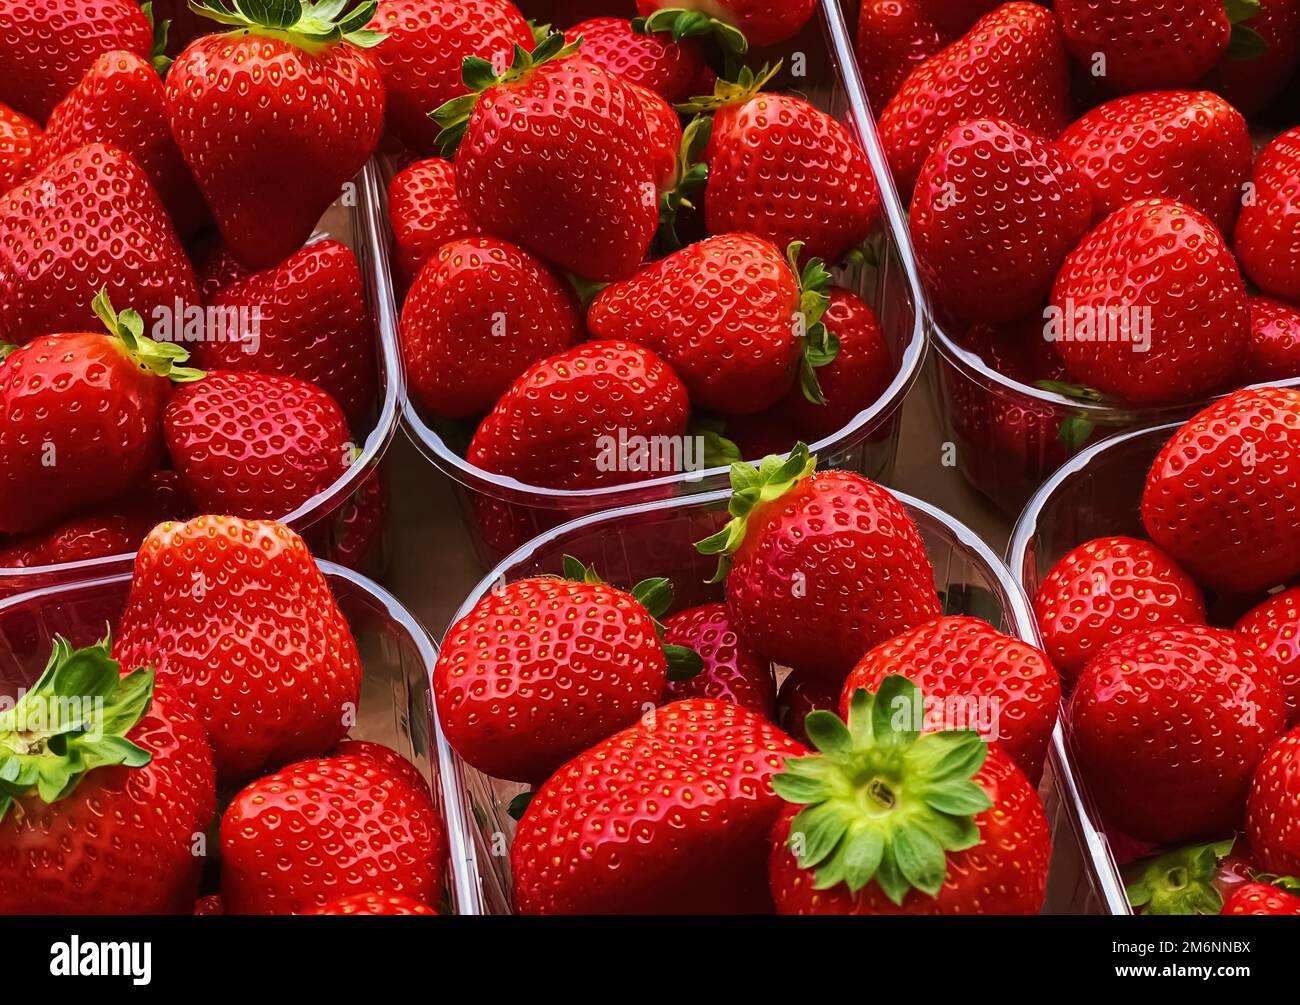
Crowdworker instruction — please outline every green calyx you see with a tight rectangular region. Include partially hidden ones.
[0,343,17,363]
[676,61,781,115]
[1253,872,1300,892]
[1224,0,1267,59]
[187,1,385,51]
[431,30,581,158]
[507,789,536,821]
[1034,380,1106,453]
[92,289,205,384]
[694,441,816,583]
[0,636,155,822]
[141,1,174,75]
[656,115,712,254]
[634,8,749,55]
[789,241,838,406]
[1125,838,1236,915]
[771,679,993,904]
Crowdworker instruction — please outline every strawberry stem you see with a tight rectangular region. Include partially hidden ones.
[187,0,386,51]
[1124,838,1236,915]
[789,242,837,406]
[676,61,781,115]
[635,8,750,55]
[91,289,205,384]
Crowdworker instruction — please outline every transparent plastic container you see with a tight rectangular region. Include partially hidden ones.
[0,559,476,915]
[0,162,404,595]
[386,0,928,567]
[436,486,1115,915]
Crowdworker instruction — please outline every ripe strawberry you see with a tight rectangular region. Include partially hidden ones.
[311,892,438,915]
[190,240,378,427]
[565,17,705,101]
[387,157,479,285]
[661,602,776,718]
[855,0,947,111]
[698,445,942,681]
[838,616,1060,781]
[401,237,582,420]
[330,738,429,798]
[1208,0,1300,115]
[0,292,201,535]
[114,517,363,780]
[775,667,839,747]
[467,340,690,490]
[879,3,1071,197]
[0,102,38,192]
[1055,91,1251,239]
[31,50,207,238]
[0,0,152,123]
[769,678,1050,914]
[1057,0,1232,92]
[220,750,444,914]
[922,0,1006,37]
[434,36,657,282]
[0,143,199,345]
[1033,536,1207,686]
[912,117,1092,325]
[625,80,681,191]
[193,238,250,302]
[1235,126,1300,304]
[1070,626,1288,844]
[164,372,352,521]
[1049,198,1248,406]
[0,639,216,914]
[634,0,816,48]
[1237,588,1300,720]
[1222,880,1300,915]
[513,698,803,913]
[1247,727,1300,875]
[166,2,385,269]
[1243,296,1300,382]
[1142,388,1300,594]
[326,469,388,571]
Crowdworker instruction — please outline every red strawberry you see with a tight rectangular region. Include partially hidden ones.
[311,892,438,915]
[1142,388,1300,594]
[855,0,947,111]
[1057,0,1231,92]
[1237,588,1300,720]
[912,117,1092,325]
[193,238,251,302]
[634,0,816,48]
[768,678,1051,914]
[401,237,582,420]
[220,750,444,914]
[661,602,776,718]
[879,3,1071,196]
[838,616,1060,781]
[1208,0,1300,115]
[193,893,224,915]
[0,102,38,192]
[1235,126,1300,304]
[1033,536,1207,686]
[698,445,942,681]
[0,639,215,914]
[326,468,388,571]
[1071,626,1288,843]
[166,2,385,269]
[164,372,352,521]
[114,516,363,780]
[0,143,199,345]
[330,739,429,798]
[512,698,803,913]
[387,157,480,285]
[1049,198,1248,406]
[435,37,658,282]
[625,80,681,190]
[775,667,840,747]
[922,0,1006,37]
[0,0,152,123]
[1247,727,1300,875]
[1243,296,1300,382]
[31,49,207,238]
[467,340,690,490]
[0,292,202,535]
[1055,91,1252,237]
[1222,880,1300,915]
[565,17,705,100]
[189,240,378,427]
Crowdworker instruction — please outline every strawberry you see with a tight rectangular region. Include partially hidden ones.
[878,3,1071,197]
[1236,588,1300,720]
[1049,197,1248,406]
[698,445,942,681]
[386,157,480,286]
[164,371,352,521]
[768,678,1051,914]
[922,0,1007,37]
[434,36,658,282]
[114,516,363,780]
[1055,91,1252,238]
[0,638,216,914]
[1247,727,1300,875]
[633,0,817,48]
[330,738,429,798]
[467,340,690,490]
[220,750,444,914]
[775,667,839,747]
[311,892,438,915]
[912,117,1092,326]
[661,602,776,718]
[166,1,386,269]
[193,893,224,915]
[565,17,705,101]
[0,292,201,535]
[1208,0,1300,115]
[1057,0,1232,92]
[1142,388,1300,594]
[0,143,199,345]
[1235,126,1300,304]
[512,698,803,913]
[193,238,251,302]
[1033,536,1207,686]
[1243,296,1300,382]
[855,0,947,111]
[626,80,682,191]
[189,240,378,427]
[368,0,533,155]
[0,102,38,192]
[401,237,582,420]
[31,49,207,238]
[1070,626,1288,844]
[1221,879,1300,915]
[326,468,388,571]
[0,0,153,123]
[838,616,1060,781]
